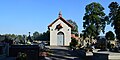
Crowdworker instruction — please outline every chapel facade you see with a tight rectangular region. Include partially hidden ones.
[48,12,73,46]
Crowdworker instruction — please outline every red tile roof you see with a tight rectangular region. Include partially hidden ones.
[48,12,74,29]
[71,34,79,40]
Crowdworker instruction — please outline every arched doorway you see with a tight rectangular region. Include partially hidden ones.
[57,32,64,46]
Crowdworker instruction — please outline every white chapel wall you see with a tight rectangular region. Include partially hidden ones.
[50,19,71,46]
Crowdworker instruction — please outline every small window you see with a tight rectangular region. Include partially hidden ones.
[68,29,69,31]
[51,29,53,31]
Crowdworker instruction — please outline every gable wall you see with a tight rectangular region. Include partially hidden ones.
[50,19,71,46]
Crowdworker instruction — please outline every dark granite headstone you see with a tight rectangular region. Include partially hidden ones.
[93,53,109,60]
[9,45,39,60]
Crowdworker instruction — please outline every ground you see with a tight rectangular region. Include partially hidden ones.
[43,46,84,60]
[1,46,120,60]
[44,46,120,60]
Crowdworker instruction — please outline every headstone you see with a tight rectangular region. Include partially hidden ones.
[9,45,39,60]
[93,53,109,60]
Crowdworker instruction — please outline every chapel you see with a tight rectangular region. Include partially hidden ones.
[48,12,73,46]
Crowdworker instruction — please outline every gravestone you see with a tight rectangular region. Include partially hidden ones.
[0,44,4,55]
[93,53,109,60]
[0,43,9,56]
[9,45,39,60]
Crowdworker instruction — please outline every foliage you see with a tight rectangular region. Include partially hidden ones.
[0,34,17,44]
[0,34,26,44]
[80,33,83,37]
[67,19,79,35]
[105,31,115,40]
[4,34,17,40]
[17,35,25,44]
[17,35,23,41]
[83,2,108,39]
[17,52,27,60]
[32,30,50,41]
[39,30,50,41]
[69,37,78,49]
[33,31,40,40]
[108,2,120,41]
[0,30,50,44]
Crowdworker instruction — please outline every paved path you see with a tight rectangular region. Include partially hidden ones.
[45,46,120,60]
[45,46,82,60]
[95,51,120,60]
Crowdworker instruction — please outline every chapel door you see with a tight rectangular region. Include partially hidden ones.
[57,32,64,46]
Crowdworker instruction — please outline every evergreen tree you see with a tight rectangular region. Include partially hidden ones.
[67,19,79,35]
[108,2,120,41]
[83,2,108,39]
[105,31,115,40]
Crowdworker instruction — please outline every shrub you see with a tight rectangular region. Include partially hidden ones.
[69,37,78,49]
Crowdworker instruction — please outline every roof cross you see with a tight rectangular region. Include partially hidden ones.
[59,11,62,17]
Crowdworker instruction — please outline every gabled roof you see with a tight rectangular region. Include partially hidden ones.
[48,12,74,29]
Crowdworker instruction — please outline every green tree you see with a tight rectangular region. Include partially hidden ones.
[67,20,78,35]
[33,31,40,40]
[108,2,120,41]
[5,34,17,40]
[83,2,108,39]
[70,37,78,49]
[10,34,16,39]
[32,30,50,41]
[105,31,115,40]
[3,35,13,45]
[17,35,23,40]
[17,35,24,43]
[39,30,50,41]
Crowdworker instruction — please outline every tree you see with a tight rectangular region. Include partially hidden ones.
[105,31,115,40]
[69,37,78,50]
[108,2,120,41]
[32,30,50,41]
[83,2,108,39]
[33,31,40,40]
[17,35,25,44]
[17,35,23,40]
[67,20,78,35]
[39,30,50,41]
[3,35,13,45]
[0,35,5,42]
[5,34,17,40]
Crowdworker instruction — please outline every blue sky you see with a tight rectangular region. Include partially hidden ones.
[0,0,120,35]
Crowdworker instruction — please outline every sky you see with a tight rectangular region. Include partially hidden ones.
[0,0,120,36]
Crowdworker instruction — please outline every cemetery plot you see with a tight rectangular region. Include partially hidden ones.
[9,45,39,60]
